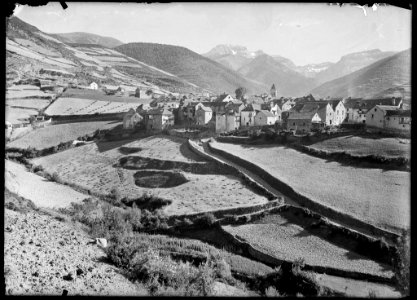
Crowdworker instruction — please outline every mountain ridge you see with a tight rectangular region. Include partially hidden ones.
[310,49,411,100]
[49,32,124,49]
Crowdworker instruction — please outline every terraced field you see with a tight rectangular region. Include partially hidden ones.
[308,135,410,159]
[210,141,410,232]
[223,222,393,279]
[30,136,269,215]
[6,99,51,110]
[7,121,120,150]
[44,98,143,116]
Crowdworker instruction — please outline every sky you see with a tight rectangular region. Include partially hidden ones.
[14,2,411,66]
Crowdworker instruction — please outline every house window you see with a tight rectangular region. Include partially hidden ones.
[293,122,295,126]
[303,122,305,126]
[375,108,377,112]
[387,117,390,120]
[371,114,374,119]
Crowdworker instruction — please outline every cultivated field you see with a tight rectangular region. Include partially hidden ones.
[5,160,88,209]
[31,136,269,215]
[6,89,53,99]
[210,141,410,231]
[222,222,393,278]
[6,99,51,110]
[61,88,151,103]
[7,121,120,150]
[6,107,37,124]
[44,98,144,116]
[308,135,411,159]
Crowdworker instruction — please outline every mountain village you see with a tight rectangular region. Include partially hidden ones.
[4,7,411,298]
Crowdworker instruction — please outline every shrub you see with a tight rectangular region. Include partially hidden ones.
[194,213,217,228]
[108,187,122,205]
[50,172,61,183]
[393,229,410,296]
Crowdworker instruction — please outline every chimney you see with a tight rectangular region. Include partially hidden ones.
[392,97,396,106]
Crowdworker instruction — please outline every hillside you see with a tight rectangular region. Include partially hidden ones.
[6,17,201,94]
[116,42,267,94]
[50,32,124,48]
[310,49,411,100]
[315,49,397,84]
[237,54,317,97]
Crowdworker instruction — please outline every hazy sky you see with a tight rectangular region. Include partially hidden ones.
[14,2,411,66]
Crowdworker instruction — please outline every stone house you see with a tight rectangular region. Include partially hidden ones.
[144,108,175,130]
[365,105,411,132]
[343,97,403,124]
[89,82,98,90]
[240,104,261,127]
[216,110,240,133]
[254,110,276,126]
[287,111,322,133]
[195,105,213,125]
[123,108,143,129]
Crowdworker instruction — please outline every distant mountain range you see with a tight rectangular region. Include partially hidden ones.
[237,54,317,97]
[49,32,124,48]
[115,43,267,94]
[310,49,411,100]
[203,44,402,97]
[7,17,410,100]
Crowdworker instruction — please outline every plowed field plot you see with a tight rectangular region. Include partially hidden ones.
[222,223,393,279]
[308,135,410,159]
[31,136,268,215]
[7,121,120,150]
[210,141,410,232]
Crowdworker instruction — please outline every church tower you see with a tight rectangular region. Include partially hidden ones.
[270,84,277,98]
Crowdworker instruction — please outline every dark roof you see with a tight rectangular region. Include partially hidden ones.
[261,103,270,110]
[386,110,411,117]
[343,98,402,110]
[375,106,411,117]
[328,100,343,110]
[291,101,329,113]
[242,103,261,112]
[216,94,232,102]
[287,111,319,120]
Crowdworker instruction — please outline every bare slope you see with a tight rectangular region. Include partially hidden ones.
[115,42,267,94]
[315,49,397,85]
[4,208,147,295]
[310,49,410,99]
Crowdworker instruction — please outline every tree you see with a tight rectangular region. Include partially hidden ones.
[235,87,247,100]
